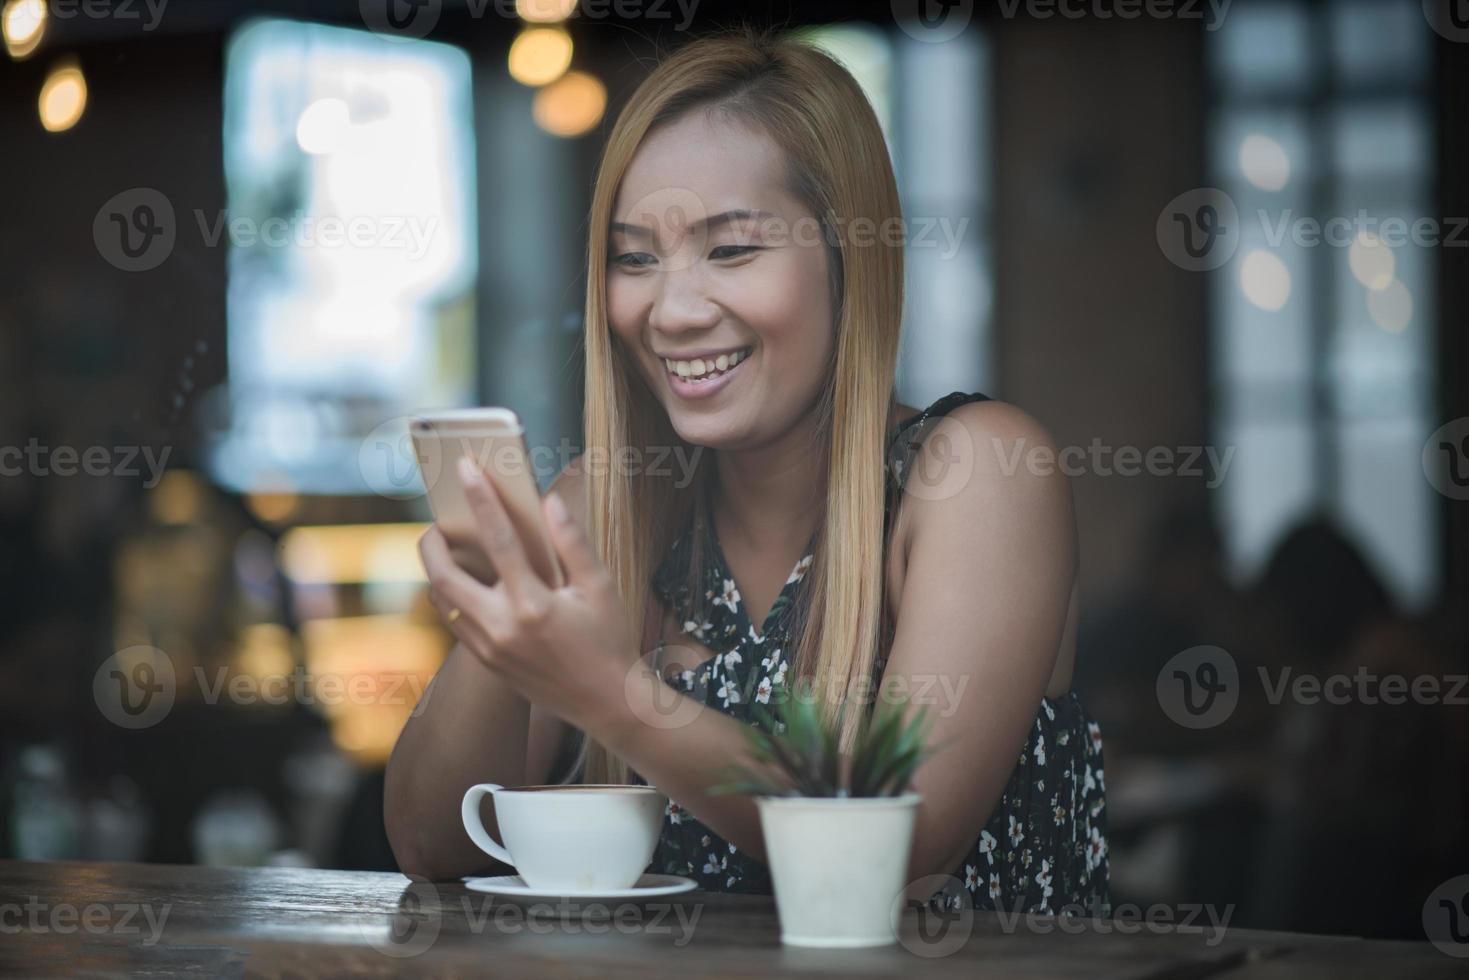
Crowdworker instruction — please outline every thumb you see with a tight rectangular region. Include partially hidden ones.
[543,491,603,587]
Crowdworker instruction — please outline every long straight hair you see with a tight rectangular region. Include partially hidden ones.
[571,26,904,785]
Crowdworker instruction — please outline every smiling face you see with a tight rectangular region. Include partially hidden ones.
[606,109,835,450]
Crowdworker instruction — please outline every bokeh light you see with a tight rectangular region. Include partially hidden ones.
[1238,248,1291,311]
[38,59,87,133]
[508,27,572,87]
[532,70,606,137]
[516,0,578,23]
[1347,230,1395,291]
[2,0,45,60]
[1239,133,1290,191]
[1367,278,1412,333]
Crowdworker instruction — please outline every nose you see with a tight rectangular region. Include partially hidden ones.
[647,264,721,338]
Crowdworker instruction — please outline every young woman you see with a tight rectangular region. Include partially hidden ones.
[385,27,1108,914]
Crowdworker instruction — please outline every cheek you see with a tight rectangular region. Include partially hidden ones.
[738,249,833,356]
[605,276,645,341]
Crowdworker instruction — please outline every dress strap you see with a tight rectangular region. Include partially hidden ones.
[888,390,991,494]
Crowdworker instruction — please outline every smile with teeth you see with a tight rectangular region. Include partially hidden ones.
[664,346,752,383]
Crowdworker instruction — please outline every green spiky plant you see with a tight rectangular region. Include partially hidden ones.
[708,685,951,798]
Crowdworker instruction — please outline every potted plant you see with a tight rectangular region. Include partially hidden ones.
[709,687,948,948]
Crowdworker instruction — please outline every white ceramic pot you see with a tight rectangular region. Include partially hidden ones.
[756,792,922,948]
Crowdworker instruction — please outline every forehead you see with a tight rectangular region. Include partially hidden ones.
[612,110,798,224]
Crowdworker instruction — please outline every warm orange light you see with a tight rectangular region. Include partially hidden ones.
[302,613,447,765]
[279,523,431,584]
[245,490,301,525]
[149,471,206,526]
[516,0,577,23]
[532,70,606,138]
[39,58,86,132]
[508,26,572,87]
[3,0,45,60]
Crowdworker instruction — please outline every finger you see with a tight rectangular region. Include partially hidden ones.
[457,457,547,607]
[543,490,608,589]
[420,525,508,630]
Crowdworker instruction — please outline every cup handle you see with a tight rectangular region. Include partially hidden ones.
[461,783,515,867]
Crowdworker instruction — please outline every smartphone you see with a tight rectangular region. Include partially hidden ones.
[409,408,565,589]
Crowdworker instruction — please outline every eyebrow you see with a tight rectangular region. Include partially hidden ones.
[609,208,775,239]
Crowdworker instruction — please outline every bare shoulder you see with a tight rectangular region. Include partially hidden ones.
[905,398,1075,545]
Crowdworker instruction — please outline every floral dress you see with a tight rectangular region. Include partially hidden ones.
[634,391,1110,914]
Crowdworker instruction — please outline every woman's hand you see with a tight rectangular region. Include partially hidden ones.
[419,457,640,739]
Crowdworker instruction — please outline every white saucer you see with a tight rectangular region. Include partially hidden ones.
[463,873,698,901]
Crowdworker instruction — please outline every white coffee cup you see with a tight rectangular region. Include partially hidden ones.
[460,783,667,891]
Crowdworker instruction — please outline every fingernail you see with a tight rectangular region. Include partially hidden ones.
[547,491,570,526]
[458,457,482,486]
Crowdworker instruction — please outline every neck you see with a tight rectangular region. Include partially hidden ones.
[708,412,826,556]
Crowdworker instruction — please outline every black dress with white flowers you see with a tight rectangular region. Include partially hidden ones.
[634,391,1110,915]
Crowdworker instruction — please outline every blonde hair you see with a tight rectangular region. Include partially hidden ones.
[572,25,904,785]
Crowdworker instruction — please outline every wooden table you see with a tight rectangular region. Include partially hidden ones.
[0,860,1458,978]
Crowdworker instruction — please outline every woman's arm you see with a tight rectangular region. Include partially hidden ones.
[382,469,581,881]
[591,400,1075,886]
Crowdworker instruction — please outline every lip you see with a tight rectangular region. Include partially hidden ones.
[665,348,751,401]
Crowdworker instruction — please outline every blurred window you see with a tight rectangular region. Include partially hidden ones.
[798,22,993,404]
[213,19,478,496]
[1206,0,1438,608]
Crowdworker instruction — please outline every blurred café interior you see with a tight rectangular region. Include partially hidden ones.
[1,0,1466,942]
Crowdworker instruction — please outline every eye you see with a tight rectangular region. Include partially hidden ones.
[710,244,760,260]
[612,251,656,269]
